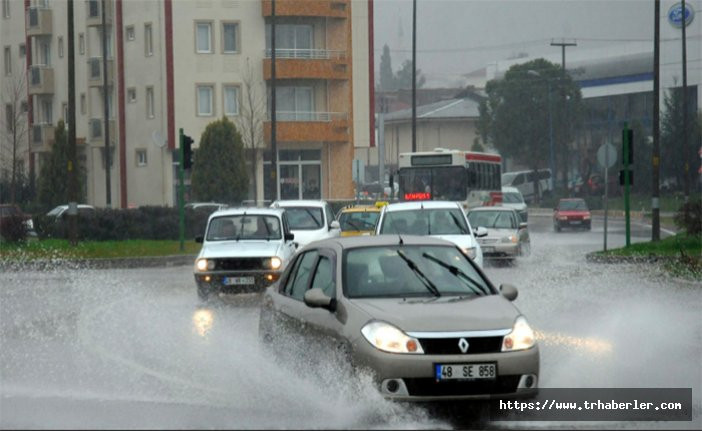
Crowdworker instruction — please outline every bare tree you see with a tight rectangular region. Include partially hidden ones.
[235,58,266,206]
[1,71,28,204]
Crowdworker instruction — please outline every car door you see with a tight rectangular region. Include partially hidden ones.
[280,212,297,259]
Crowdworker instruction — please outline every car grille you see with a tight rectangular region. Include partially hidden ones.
[215,258,265,271]
[418,337,503,355]
[480,238,499,244]
[404,375,520,397]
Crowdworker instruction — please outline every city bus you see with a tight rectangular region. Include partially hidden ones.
[396,148,503,208]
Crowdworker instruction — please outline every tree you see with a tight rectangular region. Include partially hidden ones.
[379,44,396,91]
[471,137,485,153]
[235,59,266,205]
[479,59,583,200]
[36,120,85,209]
[395,59,425,90]
[660,86,701,192]
[1,72,28,204]
[190,117,249,204]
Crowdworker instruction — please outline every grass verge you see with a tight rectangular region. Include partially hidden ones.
[0,239,201,260]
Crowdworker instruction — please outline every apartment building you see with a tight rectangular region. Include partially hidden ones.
[1,0,371,207]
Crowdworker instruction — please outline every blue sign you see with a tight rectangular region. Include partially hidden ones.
[668,2,695,28]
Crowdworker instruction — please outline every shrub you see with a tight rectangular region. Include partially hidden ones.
[0,215,28,243]
[674,199,702,235]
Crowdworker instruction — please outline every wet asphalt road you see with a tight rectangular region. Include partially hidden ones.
[1,215,700,429]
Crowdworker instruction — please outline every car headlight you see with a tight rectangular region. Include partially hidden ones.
[461,247,476,259]
[361,321,424,354]
[502,316,535,351]
[196,258,215,272]
[583,214,591,220]
[267,256,282,270]
[557,215,567,220]
[501,235,518,243]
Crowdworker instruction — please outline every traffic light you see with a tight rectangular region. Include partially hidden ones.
[622,128,633,165]
[182,134,194,170]
[619,169,634,186]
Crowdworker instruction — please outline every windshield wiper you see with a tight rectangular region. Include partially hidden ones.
[302,208,322,227]
[345,219,363,231]
[421,252,488,296]
[448,212,468,234]
[396,250,441,297]
[261,218,272,240]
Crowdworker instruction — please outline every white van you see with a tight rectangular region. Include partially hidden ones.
[501,169,552,203]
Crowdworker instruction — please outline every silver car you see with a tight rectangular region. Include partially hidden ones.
[259,235,539,401]
[467,207,531,261]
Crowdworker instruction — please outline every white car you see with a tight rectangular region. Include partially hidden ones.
[270,200,340,247]
[193,208,297,300]
[501,186,528,222]
[46,204,96,219]
[374,201,486,268]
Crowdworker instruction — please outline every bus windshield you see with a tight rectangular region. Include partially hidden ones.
[398,166,467,201]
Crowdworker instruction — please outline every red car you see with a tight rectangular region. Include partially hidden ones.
[553,198,591,232]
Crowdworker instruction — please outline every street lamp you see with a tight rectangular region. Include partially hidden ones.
[527,70,555,191]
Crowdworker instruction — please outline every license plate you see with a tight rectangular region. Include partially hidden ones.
[569,220,582,225]
[482,246,494,253]
[435,363,496,381]
[224,276,255,286]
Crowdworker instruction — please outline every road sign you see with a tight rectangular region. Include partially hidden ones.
[597,143,617,169]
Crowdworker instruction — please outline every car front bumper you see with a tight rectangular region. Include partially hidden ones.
[351,340,539,401]
[480,242,520,259]
[194,270,281,294]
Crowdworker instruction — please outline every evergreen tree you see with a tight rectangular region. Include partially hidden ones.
[190,117,249,204]
[379,44,396,91]
[395,59,426,90]
[660,87,701,192]
[36,121,84,209]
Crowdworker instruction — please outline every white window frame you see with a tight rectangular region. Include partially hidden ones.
[196,84,214,116]
[221,21,239,54]
[195,21,213,54]
[3,46,10,76]
[223,84,240,117]
[145,86,154,119]
[125,25,135,41]
[2,0,10,19]
[144,23,153,56]
[136,149,147,167]
[79,33,85,55]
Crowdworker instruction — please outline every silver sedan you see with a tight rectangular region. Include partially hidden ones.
[467,207,531,261]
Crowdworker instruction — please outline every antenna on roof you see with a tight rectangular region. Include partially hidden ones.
[398,234,404,245]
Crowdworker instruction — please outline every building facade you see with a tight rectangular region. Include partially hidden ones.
[1,0,370,207]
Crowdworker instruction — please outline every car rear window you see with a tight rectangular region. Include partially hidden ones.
[379,208,468,235]
[284,207,324,230]
[468,210,516,229]
[339,211,379,232]
[558,200,588,211]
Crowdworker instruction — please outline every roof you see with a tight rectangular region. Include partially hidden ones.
[300,234,455,252]
[383,97,481,123]
[384,201,463,211]
[210,207,285,217]
[340,205,382,213]
[467,206,518,213]
[270,200,327,208]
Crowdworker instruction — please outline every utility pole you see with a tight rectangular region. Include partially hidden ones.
[411,0,417,152]
[652,0,661,241]
[551,38,576,192]
[270,0,278,200]
[681,0,690,202]
[623,123,632,248]
[67,0,78,246]
[178,129,185,252]
[102,0,111,208]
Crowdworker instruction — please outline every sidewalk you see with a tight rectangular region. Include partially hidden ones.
[0,254,197,272]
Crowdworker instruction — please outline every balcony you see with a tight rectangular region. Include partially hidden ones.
[26,6,53,36]
[263,49,348,80]
[87,57,114,87]
[86,0,112,26]
[264,111,349,143]
[31,123,55,152]
[88,118,116,143]
[28,66,54,95]
[262,0,348,18]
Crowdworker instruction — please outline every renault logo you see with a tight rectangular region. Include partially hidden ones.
[458,338,470,353]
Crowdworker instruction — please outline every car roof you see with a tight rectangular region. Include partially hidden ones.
[383,201,461,211]
[271,200,327,208]
[468,206,517,212]
[501,186,522,194]
[558,198,586,202]
[340,205,382,213]
[210,207,284,217]
[299,234,456,252]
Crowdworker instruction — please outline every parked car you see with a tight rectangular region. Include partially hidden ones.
[46,204,96,219]
[0,203,35,237]
[553,198,591,232]
[336,202,386,237]
[501,169,552,203]
[374,201,486,268]
[259,235,539,401]
[270,200,340,247]
[185,202,228,214]
[193,208,297,300]
[467,207,530,261]
[500,186,528,222]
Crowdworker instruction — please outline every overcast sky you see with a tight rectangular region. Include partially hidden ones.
[373,0,689,87]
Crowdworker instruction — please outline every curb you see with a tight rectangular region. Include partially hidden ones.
[0,254,197,272]
[585,252,680,264]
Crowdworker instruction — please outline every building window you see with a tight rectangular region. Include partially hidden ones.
[87,0,99,18]
[41,98,52,124]
[197,85,213,116]
[58,37,63,58]
[223,85,239,116]
[145,86,154,118]
[265,23,313,54]
[144,23,153,56]
[5,104,12,132]
[274,86,313,120]
[79,33,85,55]
[80,93,86,115]
[136,149,147,167]
[222,22,239,54]
[62,102,68,121]
[19,43,25,58]
[2,0,9,19]
[3,46,10,75]
[125,25,135,41]
[196,22,212,53]
[127,87,136,103]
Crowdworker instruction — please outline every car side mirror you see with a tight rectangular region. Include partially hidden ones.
[195,236,203,243]
[499,284,518,301]
[303,288,337,311]
[329,220,340,231]
[284,232,295,242]
[474,226,488,237]
[518,222,528,230]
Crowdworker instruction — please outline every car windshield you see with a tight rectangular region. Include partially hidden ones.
[343,245,491,298]
[502,192,524,204]
[339,211,379,231]
[468,210,516,229]
[47,206,65,216]
[283,207,324,230]
[558,200,588,211]
[379,208,469,235]
[501,173,517,185]
[206,215,281,241]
